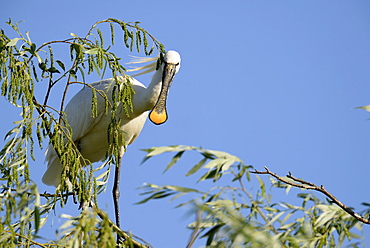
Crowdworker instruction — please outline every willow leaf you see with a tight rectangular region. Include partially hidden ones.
[163,150,185,172]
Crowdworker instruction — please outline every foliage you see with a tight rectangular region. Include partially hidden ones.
[0,19,368,248]
[0,18,163,247]
[140,145,368,248]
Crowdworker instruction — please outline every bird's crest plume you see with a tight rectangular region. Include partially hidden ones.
[126,55,160,77]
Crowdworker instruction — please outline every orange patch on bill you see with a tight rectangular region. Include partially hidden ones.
[149,110,167,125]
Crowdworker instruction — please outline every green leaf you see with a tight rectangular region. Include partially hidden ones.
[265,211,285,226]
[198,168,219,182]
[31,63,39,82]
[163,150,185,172]
[314,205,338,227]
[6,37,22,46]
[110,22,115,45]
[56,60,65,71]
[232,164,249,182]
[165,185,199,193]
[220,158,235,172]
[136,191,175,205]
[186,157,208,176]
[141,145,196,163]
[144,146,174,157]
[34,206,40,234]
[70,43,83,60]
[285,184,293,195]
[0,137,18,159]
[96,180,108,186]
[204,149,238,159]
[48,67,60,73]
[25,31,32,43]
[206,199,235,207]
[95,169,110,181]
[37,62,46,72]
[257,175,266,198]
[279,222,296,230]
[30,43,36,52]
[203,158,228,170]
[201,224,224,246]
[85,47,100,55]
[355,105,370,112]
[78,66,86,83]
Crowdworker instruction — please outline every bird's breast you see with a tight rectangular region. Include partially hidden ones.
[77,111,149,162]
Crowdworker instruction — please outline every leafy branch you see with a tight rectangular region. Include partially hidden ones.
[139,145,368,247]
[0,18,166,247]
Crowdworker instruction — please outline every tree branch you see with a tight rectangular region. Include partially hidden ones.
[251,166,370,224]
[4,230,49,248]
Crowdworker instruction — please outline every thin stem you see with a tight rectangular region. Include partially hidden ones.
[43,73,53,106]
[4,230,49,248]
[113,155,122,240]
[186,209,202,248]
[251,166,370,224]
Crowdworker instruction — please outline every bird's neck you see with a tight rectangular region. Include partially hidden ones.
[145,67,163,110]
[131,66,163,115]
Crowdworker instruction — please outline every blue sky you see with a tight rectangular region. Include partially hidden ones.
[2,1,370,247]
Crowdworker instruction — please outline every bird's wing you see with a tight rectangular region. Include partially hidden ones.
[64,79,113,142]
[43,79,114,186]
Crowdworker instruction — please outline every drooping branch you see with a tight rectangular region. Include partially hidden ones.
[92,203,151,248]
[251,166,370,224]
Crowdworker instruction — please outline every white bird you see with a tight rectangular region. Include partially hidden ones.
[42,50,181,227]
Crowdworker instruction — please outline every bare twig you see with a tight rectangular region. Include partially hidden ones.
[251,166,370,224]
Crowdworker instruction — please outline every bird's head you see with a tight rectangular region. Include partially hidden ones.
[163,50,181,73]
[149,50,181,125]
